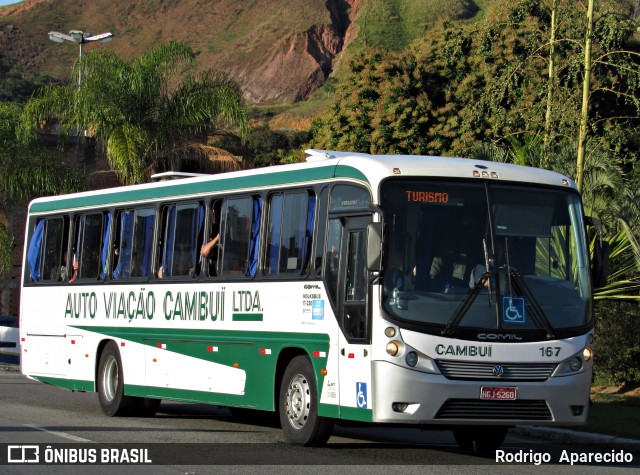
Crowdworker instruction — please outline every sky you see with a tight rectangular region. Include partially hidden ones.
[0,0,20,6]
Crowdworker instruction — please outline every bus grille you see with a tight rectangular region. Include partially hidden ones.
[435,399,552,421]
[436,360,557,381]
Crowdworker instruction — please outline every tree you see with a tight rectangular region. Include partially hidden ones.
[0,102,81,278]
[312,1,640,167]
[22,41,249,185]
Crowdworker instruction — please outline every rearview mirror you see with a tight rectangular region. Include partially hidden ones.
[366,222,382,272]
[586,217,610,288]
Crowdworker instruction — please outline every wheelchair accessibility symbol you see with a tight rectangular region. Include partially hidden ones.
[503,296,526,324]
[356,382,368,409]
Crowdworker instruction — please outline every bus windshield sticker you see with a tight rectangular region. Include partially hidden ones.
[503,296,526,324]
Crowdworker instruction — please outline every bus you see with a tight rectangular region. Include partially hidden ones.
[20,149,606,451]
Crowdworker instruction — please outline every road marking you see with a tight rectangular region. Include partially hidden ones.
[24,424,94,443]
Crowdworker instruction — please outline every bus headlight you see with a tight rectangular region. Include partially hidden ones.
[405,351,418,367]
[384,327,397,338]
[569,357,582,372]
[555,350,591,376]
[386,341,402,356]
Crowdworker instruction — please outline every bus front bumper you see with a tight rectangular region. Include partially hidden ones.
[371,360,591,426]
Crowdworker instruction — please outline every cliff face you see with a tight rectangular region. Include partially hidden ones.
[0,0,360,104]
[219,0,359,103]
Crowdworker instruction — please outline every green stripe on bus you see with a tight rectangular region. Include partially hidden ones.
[73,325,330,411]
[232,313,264,321]
[318,403,341,418]
[29,165,368,213]
[339,406,373,423]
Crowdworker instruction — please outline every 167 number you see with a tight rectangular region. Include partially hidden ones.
[539,346,561,357]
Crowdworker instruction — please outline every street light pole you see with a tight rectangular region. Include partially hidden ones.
[48,30,113,85]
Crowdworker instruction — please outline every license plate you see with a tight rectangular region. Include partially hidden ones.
[480,386,517,400]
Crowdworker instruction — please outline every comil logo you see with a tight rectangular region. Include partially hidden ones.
[8,445,39,463]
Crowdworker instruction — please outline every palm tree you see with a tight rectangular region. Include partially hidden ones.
[22,41,249,185]
[593,220,640,301]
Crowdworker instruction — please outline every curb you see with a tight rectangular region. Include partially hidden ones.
[514,426,640,452]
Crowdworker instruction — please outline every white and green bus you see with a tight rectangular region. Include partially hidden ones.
[20,149,606,450]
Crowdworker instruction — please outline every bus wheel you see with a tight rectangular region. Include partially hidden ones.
[97,341,137,417]
[453,426,508,452]
[278,356,333,446]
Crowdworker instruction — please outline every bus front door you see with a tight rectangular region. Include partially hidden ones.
[336,216,372,420]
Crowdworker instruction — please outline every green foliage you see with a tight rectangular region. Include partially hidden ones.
[0,102,81,201]
[311,50,435,154]
[595,300,640,384]
[0,101,82,278]
[313,1,640,167]
[353,0,480,52]
[0,51,59,104]
[22,41,249,184]
[213,127,311,167]
[0,224,11,279]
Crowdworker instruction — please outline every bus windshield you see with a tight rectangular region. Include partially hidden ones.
[380,179,591,337]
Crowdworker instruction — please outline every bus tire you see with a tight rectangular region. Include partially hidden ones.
[453,426,508,452]
[278,355,332,446]
[97,341,137,417]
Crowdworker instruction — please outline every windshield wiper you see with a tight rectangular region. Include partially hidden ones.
[441,272,490,337]
[508,270,556,340]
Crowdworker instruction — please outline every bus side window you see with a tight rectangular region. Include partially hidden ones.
[113,208,155,279]
[130,208,155,278]
[156,206,173,278]
[220,196,255,277]
[324,218,342,303]
[265,191,313,276]
[73,213,105,281]
[29,216,70,283]
[247,196,262,277]
[100,212,111,280]
[265,195,283,275]
[203,200,223,277]
[314,188,328,276]
[113,211,134,280]
[158,203,203,278]
[175,203,204,277]
[27,220,45,282]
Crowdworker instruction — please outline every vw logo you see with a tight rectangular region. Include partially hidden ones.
[492,364,505,377]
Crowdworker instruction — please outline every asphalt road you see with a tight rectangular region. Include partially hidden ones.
[0,370,637,474]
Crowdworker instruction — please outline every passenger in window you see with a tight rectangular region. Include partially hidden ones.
[69,254,79,283]
[200,233,220,277]
[55,251,78,283]
[54,251,69,282]
[200,234,220,259]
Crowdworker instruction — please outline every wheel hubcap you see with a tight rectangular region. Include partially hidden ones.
[285,373,310,429]
[102,355,118,402]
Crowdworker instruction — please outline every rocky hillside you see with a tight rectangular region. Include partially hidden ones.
[0,0,479,104]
